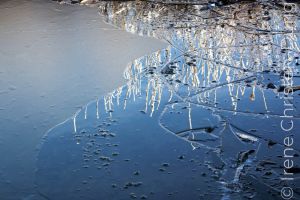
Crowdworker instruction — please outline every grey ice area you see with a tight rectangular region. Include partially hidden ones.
[0,0,165,198]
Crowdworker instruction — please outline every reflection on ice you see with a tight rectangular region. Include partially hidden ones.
[38,1,300,199]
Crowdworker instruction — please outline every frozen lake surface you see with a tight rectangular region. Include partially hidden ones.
[36,1,300,199]
[1,0,300,199]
